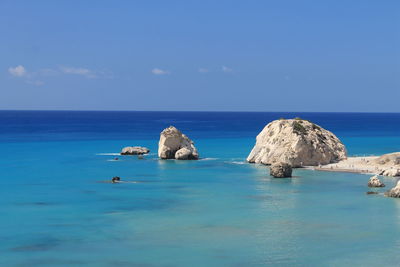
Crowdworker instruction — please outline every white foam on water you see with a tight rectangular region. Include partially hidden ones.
[228,161,247,165]
[96,153,120,156]
[200,158,218,161]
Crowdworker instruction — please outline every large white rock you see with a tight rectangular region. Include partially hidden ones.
[247,118,347,167]
[158,126,199,160]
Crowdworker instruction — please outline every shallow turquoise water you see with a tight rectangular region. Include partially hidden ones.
[1,112,400,266]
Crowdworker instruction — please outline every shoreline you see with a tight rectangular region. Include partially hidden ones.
[305,156,399,176]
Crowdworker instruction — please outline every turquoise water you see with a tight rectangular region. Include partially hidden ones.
[1,111,400,266]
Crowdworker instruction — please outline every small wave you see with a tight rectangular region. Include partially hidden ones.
[96,153,120,156]
[232,161,246,165]
[200,158,218,161]
[106,159,120,162]
[225,161,247,165]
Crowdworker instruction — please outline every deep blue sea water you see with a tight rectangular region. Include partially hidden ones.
[1,111,400,266]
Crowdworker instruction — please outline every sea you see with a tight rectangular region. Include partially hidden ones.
[1,111,400,266]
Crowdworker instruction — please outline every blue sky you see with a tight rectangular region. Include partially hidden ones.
[1,0,399,112]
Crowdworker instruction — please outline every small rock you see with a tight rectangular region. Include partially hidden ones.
[367,175,385,187]
[112,176,121,183]
[366,191,379,195]
[175,147,194,160]
[270,162,292,178]
[121,146,150,155]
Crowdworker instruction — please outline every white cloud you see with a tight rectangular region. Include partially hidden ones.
[8,65,27,77]
[198,68,209,73]
[222,66,233,73]
[60,66,97,78]
[151,68,170,75]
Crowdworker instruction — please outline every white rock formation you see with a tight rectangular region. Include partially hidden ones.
[121,146,150,155]
[158,126,199,160]
[385,179,400,198]
[367,175,385,187]
[247,118,347,167]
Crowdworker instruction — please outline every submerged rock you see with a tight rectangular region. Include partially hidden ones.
[158,126,199,160]
[367,175,385,187]
[120,146,150,155]
[270,162,292,178]
[247,118,347,167]
[366,191,379,195]
[385,180,400,198]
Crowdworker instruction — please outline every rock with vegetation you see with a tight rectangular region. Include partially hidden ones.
[367,175,385,187]
[270,162,292,178]
[385,179,400,198]
[121,146,150,155]
[247,118,347,167]
[374,152,400,166]
[158,126,199,160]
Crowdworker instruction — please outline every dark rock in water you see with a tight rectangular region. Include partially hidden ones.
[121,146,150,155]
[112,176,121,183]
[270,162,292,178]
[366,191,379,195]
[367,175,385,187]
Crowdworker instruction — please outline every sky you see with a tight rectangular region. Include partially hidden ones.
[0,0,399,112]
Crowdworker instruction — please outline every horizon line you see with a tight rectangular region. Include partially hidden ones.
[0,109,399,114]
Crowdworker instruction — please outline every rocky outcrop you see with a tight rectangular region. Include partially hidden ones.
[385,179,400,198]
[270,162,292,178]
[158,126,199,160]
[247,118,347,167]
[379,168,400,177]
[374,152,400,166]
[367,175,385,187]
[121,146,150,155]
[374,153,400,177]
